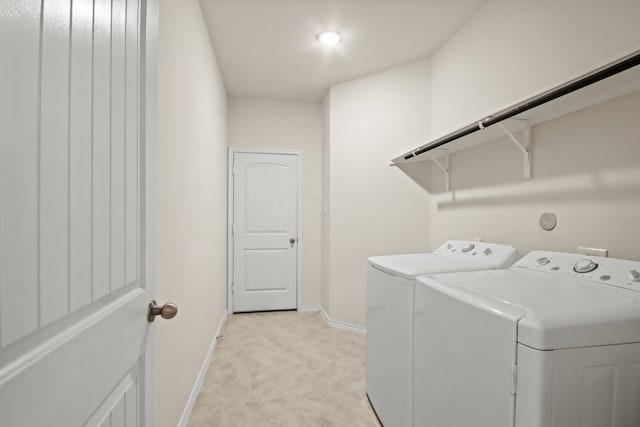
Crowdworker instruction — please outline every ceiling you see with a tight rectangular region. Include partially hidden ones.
[199,0,487,102]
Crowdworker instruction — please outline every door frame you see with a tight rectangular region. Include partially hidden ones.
[227,147,303,314]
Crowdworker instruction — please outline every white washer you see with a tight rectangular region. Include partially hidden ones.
[366,240,518,427]
[414,250,640,427]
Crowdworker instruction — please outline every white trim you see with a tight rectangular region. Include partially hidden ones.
[178,310,228,427]
[227,147,303,314]
[228,147,303,156]
[319,306,366,335]
[85,372,134,427]
[227,151,234,314]
[142,0,159,425]
[296,151,304,310]
[0,288,144,386]
[298,305,321,312]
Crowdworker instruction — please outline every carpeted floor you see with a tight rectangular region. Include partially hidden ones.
[187,310,381,426]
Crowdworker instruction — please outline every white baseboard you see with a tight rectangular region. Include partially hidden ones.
[319,305,366,334]
[298,305,321,312]
[178,310,228,427]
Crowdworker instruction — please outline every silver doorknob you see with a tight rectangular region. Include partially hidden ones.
[290,238,296,244]
[148,300,178,322]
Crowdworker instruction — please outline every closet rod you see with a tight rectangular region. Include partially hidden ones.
[406,50,640,160]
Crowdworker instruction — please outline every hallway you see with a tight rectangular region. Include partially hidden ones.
[187,311,380,426]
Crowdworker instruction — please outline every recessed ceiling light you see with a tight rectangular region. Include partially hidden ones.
[317,30,342,47]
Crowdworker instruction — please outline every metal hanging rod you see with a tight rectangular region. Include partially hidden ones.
[403,50,640,161]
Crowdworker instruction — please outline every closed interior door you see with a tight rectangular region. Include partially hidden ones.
[231,151,299,312]
[0,0,157,425]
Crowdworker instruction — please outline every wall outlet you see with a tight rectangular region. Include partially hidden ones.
[577,247,608,257]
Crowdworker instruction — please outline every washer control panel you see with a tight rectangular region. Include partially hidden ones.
[435,240,518,266]
[516,250,640,292]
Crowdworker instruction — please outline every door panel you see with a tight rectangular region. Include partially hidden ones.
[40,0,71,327]
[551,343,640,427]
[232,152,299,312]
[245,249,289,291]
[111,0,127,293]
[93,0,113,301]
[69,0,94,312]
[90,370,139,427]
[0,0,155,424]
[0,0,41,348]
[0,290,147,425]
[125,0,140,286]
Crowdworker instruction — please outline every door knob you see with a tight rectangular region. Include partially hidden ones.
[148,300,178,322]
[290,238,296,244]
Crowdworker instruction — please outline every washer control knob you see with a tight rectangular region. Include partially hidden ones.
[483,248,492,256]
[447,243,453,249]
[462,243,475,252]
[629,269,640,282]
[574,259,598,274]
[537,257,551,266]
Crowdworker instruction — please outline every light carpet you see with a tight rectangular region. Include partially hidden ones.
[187,310,381,426]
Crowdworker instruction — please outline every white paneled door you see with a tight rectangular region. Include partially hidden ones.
[0,0,158,425]
[230,151,300,313]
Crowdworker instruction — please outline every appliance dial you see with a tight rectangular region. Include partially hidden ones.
[536,257,551,266]
[573,259,598,273]
[462,243,475,252]
[629,269,640,282]
[483,248,492,256]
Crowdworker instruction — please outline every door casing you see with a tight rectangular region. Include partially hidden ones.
[227,147,303,314]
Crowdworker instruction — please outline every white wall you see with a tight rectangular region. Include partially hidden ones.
[426,0,640,259]
[429,90,640,259]
[228,97,323,307]
[325,59,432,328]
[156,0,228,426]
[430,0,640,138]
[319,0,640,330]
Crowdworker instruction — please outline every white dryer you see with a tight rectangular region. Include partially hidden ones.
[366,240,518,427]
[414,250,640,427]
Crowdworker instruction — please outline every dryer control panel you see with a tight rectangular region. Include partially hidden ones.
[516,250,640,292]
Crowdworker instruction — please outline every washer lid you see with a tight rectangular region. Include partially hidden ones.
[367,241,518,280]
[417,259,640,350]
[369,253,494,279]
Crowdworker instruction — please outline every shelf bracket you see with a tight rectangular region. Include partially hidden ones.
[426,151,450,191]
[497,121,531,179]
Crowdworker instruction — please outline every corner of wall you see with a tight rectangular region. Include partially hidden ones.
[320,90,331,316]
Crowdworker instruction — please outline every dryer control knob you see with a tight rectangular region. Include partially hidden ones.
[483,248,492,256]
[574,259,598,273]
[462,243,475,252]
[629,269,640,282]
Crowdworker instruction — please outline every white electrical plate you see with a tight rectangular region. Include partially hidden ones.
[577,247,609,257]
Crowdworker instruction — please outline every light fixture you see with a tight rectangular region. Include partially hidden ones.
[317,30,342,47]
